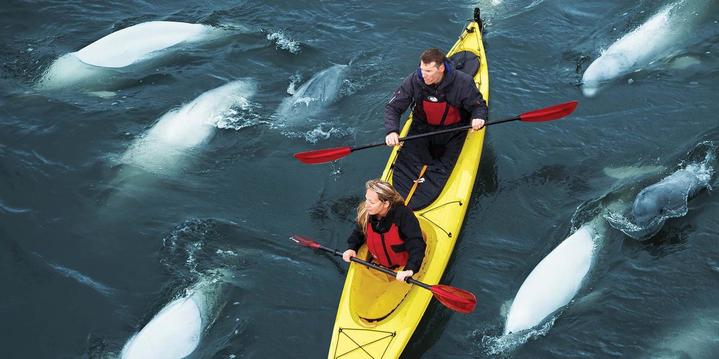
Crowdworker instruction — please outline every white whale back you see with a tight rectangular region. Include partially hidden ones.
[581,4,676,97]
[120,295,203,359]
[121,80,255,174]
[76,21,216,68]
[120,272,229,359]
[504,224,596,334]
[37,21,223,90]
[275,64,347,122]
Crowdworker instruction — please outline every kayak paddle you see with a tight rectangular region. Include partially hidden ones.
[290,234,477,314]
[294,100,578,164]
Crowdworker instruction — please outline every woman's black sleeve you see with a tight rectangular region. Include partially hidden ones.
[398,207,426,273]
[347,225,365,251]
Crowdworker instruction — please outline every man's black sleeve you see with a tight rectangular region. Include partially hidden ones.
[384,74,416,134]
[460,77,488,120]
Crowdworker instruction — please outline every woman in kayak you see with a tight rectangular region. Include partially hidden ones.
[342,179,426,282]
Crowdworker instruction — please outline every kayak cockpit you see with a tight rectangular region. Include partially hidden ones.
[348,220,436,326]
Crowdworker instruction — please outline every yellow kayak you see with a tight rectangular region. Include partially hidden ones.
[327,9,489,359]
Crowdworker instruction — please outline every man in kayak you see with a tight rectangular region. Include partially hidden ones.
[385,48,487,146]
[342,179,425,282]
[384,48,488,209]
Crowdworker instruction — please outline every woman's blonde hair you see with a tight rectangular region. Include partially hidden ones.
[356,179,405,235]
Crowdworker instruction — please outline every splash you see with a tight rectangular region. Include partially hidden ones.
[478,317,556,355]
[467,0,545,22]
[266,31,301,54]
[287,73,302,95]
[281,123,350,144]
[211,99,262,131]
[302,124,347,144]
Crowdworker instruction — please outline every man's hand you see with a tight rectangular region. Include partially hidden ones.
[385,132,400,146]
[471,118,486,131]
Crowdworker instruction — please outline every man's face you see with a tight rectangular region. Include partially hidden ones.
[420,61,445,85]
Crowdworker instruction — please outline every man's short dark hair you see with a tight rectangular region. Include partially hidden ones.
[420,48,446,67]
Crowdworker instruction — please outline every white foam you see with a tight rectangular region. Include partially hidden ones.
[266,31,301,54]
[480,318,556,355]
[287,73,302,95]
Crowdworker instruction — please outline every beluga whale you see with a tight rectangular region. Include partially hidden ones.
[120,270,231,359]
[504,220,599,334]
[120,79,256,176]
[37,21,226,91]
[274,64,348,124]
[606,151,714,240]
[581,0,710,97]
[633,167,710,228]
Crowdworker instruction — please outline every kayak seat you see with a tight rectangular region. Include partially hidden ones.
[392,127,467,210]
[449,51,480,77]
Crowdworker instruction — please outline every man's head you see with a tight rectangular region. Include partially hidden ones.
[419,48,446,85]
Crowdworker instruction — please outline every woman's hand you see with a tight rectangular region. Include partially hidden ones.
[342,249,357,263]
[395,270,414,282]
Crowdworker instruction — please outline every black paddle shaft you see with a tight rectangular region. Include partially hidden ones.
[312,243,431,289]
[351,117,518,152]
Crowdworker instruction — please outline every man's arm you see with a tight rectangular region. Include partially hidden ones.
[384,74,416,135]
[459,76,488,127]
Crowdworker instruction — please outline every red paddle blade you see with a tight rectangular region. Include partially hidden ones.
[289,234,321,249]
[294,146,352,164]
[519,101,578,122]
[430,284,477,313]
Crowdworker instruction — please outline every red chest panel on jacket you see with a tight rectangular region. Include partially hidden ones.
[365,223,408,268]
[421,96,461,126]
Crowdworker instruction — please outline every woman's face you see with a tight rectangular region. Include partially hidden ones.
[365,189,390,217]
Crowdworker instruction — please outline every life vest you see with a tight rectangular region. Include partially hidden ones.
[415,62,463,127]
[419,90,462,126]
[365,222,408,268]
